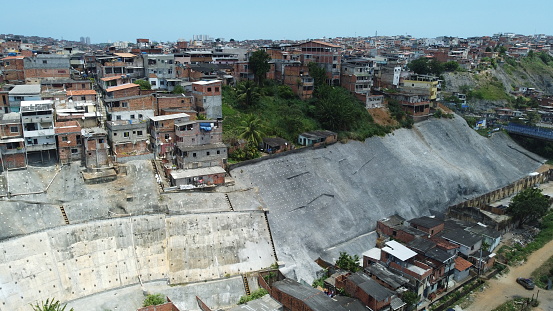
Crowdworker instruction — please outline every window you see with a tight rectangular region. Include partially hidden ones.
[71,148,78,154]
[82,84,85,88]
[168,69,173,74]
[217,150,220,155]
[165,134,170,140]
[62,136,68,142]
[138,114,143,119]
[99,139,104,143]
[137,131,143,136]
[192,153,196,157]
[43,60,47,64]
[215,87,219,92]
[76,135,81,141]
[10,126,18,133]
[123,132,130,138]
[207,87,212,92]
[81,96,86,100]
[151,81,156,86]
[130,114,135,119]
[113,133,117,136]
[116,115,122,120]
[121,102,128,108]
[206,151,210,156]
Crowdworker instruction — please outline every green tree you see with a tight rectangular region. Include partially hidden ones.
[402,291,419,311]
[143,293,166,307]
[307,62,328,91]
[238,114,265,146]
[31,298,74,311]
[499,46,507,56]
[249,50,271,86]
[526,111,541,126]
[335,252,360,272]
[485,46,492,52]
[134,79,151,90]
[407,58,444,75]
[507,188,550,227]
[313,86,359,131]
[236,80,261,108]
[443,61,460,72]
[172,85,185,94]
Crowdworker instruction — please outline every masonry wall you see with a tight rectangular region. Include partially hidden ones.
[1,152,26,169]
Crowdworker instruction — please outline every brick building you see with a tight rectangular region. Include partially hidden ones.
[21,100,57,163]
[192,80,222,119]
[82,127,110,170]
[296,41,342,85]
[55,121,82,164]
[1,55,25,83]
[23,54,71,83]
[104,94,155,122]
[335,272,396,311]
[149,113,190,160]
[156,94,195,115]
[0,112,26,169]
[106,120,150,162]
[104,83,140,99]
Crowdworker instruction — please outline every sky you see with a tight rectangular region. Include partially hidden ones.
[1,0,552,44]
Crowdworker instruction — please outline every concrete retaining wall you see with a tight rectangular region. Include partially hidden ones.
[0,212,275,311]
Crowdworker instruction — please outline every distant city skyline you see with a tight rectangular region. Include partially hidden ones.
[1,0,551,44]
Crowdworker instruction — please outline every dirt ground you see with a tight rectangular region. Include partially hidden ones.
[368,107,398,126]
[463,239,553,311]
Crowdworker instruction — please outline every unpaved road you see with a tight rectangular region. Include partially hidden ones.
[465,239,553,311]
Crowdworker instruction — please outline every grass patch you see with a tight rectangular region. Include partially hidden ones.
[498,210,553,264]
[530,254,553,289]
[238,288,268,304]
[468,80,512,101]
[491,297,537,311]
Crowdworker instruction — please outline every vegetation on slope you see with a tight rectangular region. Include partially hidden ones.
[222,79,405,161]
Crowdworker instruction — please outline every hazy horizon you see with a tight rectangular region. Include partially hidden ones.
[1,0,551,44]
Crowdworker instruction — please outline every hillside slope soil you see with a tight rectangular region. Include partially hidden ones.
[229,116,545,283]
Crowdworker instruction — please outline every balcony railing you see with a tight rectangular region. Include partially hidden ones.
[25,143,56,152]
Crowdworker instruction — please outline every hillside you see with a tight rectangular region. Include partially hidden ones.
[228,116,544,283]
[443,54,553,112]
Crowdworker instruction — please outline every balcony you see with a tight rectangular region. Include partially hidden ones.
[25,143,56,152]
[0,147,25,155]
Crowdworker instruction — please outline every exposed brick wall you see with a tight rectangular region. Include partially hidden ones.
[1,152,26,169]
[24,68,70,79]
[156,96,194,115]
[0,123,22,137]
[107,95,155,112]
[113,140,150,157]
[136,302,180,311]
[110,86,140,98]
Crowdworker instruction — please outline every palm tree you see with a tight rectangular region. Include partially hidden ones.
[236,80,260,108]
[238,114,265,146]
[31,298,74,311]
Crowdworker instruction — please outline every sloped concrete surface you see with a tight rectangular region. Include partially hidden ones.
[229,117,544,283]
[0,212,274,311]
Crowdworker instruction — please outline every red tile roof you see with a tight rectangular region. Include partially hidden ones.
[106,83,138,93]
[100,76,122,82]
[454,257,473,271]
